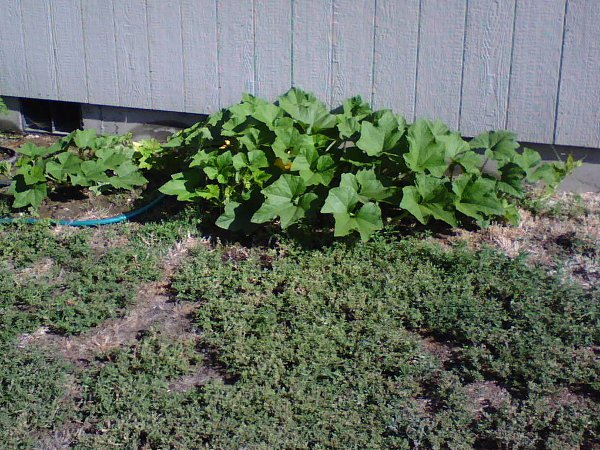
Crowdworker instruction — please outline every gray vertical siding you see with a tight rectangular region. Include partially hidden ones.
[506,0,565,144]
[555,0,600,148]
[291,0,333,102]
[114,0,152,109]
[254,0,292,99]
[459,0,515,135]
[371,0,419,119]
[415,0,467,130]
[1,0,599,148]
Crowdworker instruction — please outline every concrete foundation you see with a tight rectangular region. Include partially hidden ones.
[80,104,205,141]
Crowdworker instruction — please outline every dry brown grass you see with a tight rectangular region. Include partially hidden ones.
[437,192,600,288]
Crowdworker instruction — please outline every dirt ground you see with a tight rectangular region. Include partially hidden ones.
[0,130,61,150]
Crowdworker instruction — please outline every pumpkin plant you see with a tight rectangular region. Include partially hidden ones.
[160,88,578,240]
[6,129,149,209]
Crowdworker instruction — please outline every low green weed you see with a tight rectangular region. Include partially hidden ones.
[0,216,198,341]
[74,336,204,449]
[166,236,599,448]
[7,230,595,448]
[0,343,76,449]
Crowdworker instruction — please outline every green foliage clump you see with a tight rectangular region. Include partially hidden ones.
[0,219,197,340]
[6,233,594,449]
[160,88,578,240]
[164,237,599,448]
[0,343,76,449]
[0,96,7,115]
[5,129,149,209]
[476,395,600,449]
[74,336,205,449]
[0,217,202,449]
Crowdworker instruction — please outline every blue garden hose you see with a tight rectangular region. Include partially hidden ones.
[0,193,167,227]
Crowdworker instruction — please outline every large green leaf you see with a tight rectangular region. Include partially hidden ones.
[16,142,56,159]
[453,151,482,175]
[278,88,336,134]
[17,164,46,185]
[237,125,272,152]
[190,149,218,168]
[356,110,405,156]
[216,195,263,232]
[71,160,110,186]
[404,119,450,177]
[399,175,457,226]
[251,175,317,228]
[73,129,98,149]
[232,150,269,171]
[469,130,519,165]
[337,169,394,204]
[202,151,235,184]
[452,174,505,221]
[513,147,542,180]
[290,146,336,186]
[95,147,132,169]
[45,152,83,182]
[9,177,47,209]
[321,186,383,241]
[252,103,282,128]
[160,170,220,202]
[108,162,147,190]
[272,121,315,163]
[497,163,526,198]
[336,96,372,138]
[438,133,470,159]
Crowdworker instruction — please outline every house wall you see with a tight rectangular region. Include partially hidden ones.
[1,0,599,148]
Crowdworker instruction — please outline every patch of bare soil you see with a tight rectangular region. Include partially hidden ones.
[465,381,511,418]
[436,192,600,288]
[420,335,460,366]
[0,131,61,150]
[37,189,143,221]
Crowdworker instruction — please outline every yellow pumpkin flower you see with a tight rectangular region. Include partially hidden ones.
[274,158,292,171]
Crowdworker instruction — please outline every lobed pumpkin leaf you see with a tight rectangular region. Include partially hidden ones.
[251,175,317,228]
[356,110,405,156]
[470,130,519,165]
[404,119,449,177]
[452,174,505,221]
[278,88,337,134]
[400,175,457,226]
[321,185,383,241]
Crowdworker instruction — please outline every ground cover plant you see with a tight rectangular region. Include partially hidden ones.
[1,213,598,448]
[0,216,199,448]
